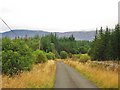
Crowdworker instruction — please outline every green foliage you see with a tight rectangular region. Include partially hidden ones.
[60,51,68,59]
[46,52,55,60]
[79,46,88,54]
[2,38,33,76]
[23,35,40,51]
[79,54,91,63]
[90,24,120,60]
[23,33,91,56]
[33,50,47,63]
[40,35,51,52]
[69,34,75,41]
[39,34,91,55]
[2,32,91,76]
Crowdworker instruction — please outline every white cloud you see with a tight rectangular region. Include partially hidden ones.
[0,0,119,32]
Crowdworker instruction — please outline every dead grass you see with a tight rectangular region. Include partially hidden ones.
[0,75,2,89]
[64,59,118,88]
[2,60,56,88]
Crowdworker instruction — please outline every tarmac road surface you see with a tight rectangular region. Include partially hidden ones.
[54,62,98,88]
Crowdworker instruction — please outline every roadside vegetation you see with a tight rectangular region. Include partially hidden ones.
[60,51,68,59]
[2,24,119,88]
[65,60,118,88]
[2,60,56,88]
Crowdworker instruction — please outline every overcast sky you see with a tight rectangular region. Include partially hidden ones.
[0,0,119,32]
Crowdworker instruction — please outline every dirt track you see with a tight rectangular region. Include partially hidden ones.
[54,62,98,88]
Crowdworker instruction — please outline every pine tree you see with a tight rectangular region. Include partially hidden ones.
[114,24,120,60]
[90,25,120,61]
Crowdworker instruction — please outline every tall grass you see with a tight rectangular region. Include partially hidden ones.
[64,60,118,88]
[2,60,56,88]
[0,75,2,89]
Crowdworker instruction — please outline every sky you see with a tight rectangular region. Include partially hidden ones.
[0,0,119,32]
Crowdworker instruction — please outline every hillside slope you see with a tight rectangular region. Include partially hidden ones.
[1,30,96,40]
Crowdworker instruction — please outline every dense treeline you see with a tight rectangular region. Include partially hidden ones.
[24,33,91,55]
[89,24,120,61]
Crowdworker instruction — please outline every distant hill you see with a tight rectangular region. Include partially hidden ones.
[1,29,96,41]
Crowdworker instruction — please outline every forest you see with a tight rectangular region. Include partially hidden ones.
[89,24,120,60]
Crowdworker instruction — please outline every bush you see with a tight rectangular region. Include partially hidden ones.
[33,50,47,63]
[79,47,88,54]
[46,52,55,60]
[79,54,91,63]
[73,54,81,59]
[2,38,33,76]
[60,51,68,59]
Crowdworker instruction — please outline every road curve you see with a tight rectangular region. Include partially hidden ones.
[54,62,98,88]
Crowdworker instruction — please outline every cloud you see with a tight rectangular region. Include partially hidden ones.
[0,8,12,14]
[0,0,119,32]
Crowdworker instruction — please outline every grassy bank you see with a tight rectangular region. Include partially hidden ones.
[64,60,118,88]
[2,60,56,88]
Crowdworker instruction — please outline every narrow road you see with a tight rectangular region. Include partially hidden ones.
[54,62,98,88]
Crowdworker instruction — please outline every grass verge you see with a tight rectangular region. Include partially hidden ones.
[64,60,118,88]
[2,60,56,88]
